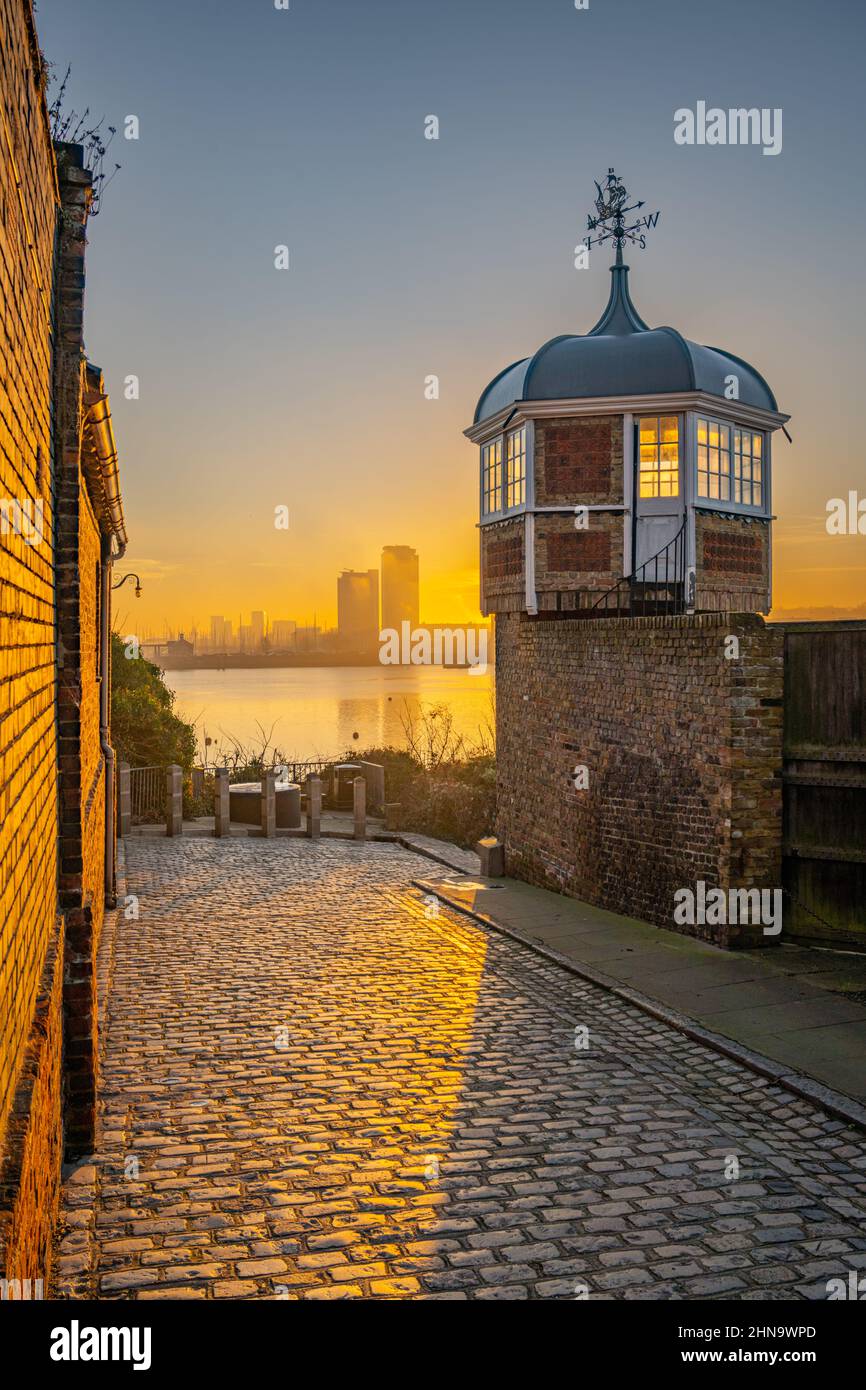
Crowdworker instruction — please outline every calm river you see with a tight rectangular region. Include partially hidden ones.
[166,665,495,762]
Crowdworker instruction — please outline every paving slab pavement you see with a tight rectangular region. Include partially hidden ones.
[413,873,866,1107]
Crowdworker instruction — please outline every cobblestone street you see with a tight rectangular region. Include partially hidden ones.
[54,837,866,1301]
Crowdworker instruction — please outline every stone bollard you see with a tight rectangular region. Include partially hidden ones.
[166,764,182,837]
[477,836,505,877]
[306,774,322,840]
[191,767,205,801]
[261,769,276,837]
[353,776,366,841]
[118,761,131,838]
[213,768,230,838]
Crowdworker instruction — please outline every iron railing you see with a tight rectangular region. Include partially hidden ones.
[214,758,338,785]
[128,765,164,823]
[593,518,687,617]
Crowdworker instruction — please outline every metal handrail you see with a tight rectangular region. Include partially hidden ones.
[593,517,687,616]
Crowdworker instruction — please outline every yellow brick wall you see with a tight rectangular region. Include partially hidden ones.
[0,0,60,1148]
[79,486,105,945]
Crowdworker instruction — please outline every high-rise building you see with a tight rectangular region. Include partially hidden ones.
[381,545,419,632]
[250,610,268,650]
[337,570,379,652]
[210,615,226,650]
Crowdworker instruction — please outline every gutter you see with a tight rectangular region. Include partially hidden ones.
[83,366,127,907]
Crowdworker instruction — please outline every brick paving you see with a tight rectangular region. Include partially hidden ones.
[53,837,866,1300]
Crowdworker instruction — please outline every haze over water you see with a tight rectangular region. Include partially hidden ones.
[168,665,495,762]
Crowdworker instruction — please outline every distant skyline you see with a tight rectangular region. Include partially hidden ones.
[38,0,866,632]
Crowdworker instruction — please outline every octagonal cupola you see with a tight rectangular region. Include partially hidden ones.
[465,169,790,619]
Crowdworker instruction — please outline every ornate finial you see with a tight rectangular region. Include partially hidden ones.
[585,168,660,265]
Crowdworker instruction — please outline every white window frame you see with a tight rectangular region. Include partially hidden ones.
[481,438,502,517]
[694,411,768,515]
[479,423,530,520]
[635,412,682,509]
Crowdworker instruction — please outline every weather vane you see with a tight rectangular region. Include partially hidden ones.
[585,169,660,263]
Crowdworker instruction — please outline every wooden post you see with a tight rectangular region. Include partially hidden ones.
[353,775,366,841]
[213,768,230,838]
[166,764,182,837]
[306,774,322,839]
[118,761,131,838]
[261,769,276,837]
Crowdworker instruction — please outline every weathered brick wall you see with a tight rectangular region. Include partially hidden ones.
[79,488,105,938]
[696,511,770,614]
[0,925,63,1285]
[495,611,784,946]
[53,151,104,1156]
[0,0,62,1283]
[535,415,623,505]
[535,512,623,612]
[480,519,524,615]
[535,416,623,610]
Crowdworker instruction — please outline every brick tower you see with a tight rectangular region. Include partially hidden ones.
[465,172,789,945]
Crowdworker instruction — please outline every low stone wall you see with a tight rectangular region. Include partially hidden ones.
[495,610,784,946]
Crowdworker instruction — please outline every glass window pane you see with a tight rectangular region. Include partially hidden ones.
[660,417,678,442]
[697,419,708,443]
[639,419,659,442]
[753,433,762,457]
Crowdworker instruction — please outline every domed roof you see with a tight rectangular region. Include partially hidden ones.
[473,263,778,423]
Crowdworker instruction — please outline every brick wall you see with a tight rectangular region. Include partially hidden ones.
[53,151,105,1157]
[535,415,623,505]
[495,611,784,946]
[696,510,770,614]
[0,0,62,1284]
[535,512,623,612]
[481,519,524,616]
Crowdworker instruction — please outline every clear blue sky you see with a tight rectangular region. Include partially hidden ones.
[37,0,866,628]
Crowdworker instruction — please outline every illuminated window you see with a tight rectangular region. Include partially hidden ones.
[697,417,731,500]
[505,426,526,508]
[697,417,763,507]
[481,439,502,515]
[638,416,679,497]
[733,427,763,507]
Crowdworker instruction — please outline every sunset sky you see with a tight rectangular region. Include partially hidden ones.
[38,0,866,633]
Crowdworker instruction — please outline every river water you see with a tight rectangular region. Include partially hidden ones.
[166,664,495,762]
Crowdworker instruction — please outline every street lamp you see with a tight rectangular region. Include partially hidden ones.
[112,572,142,597]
